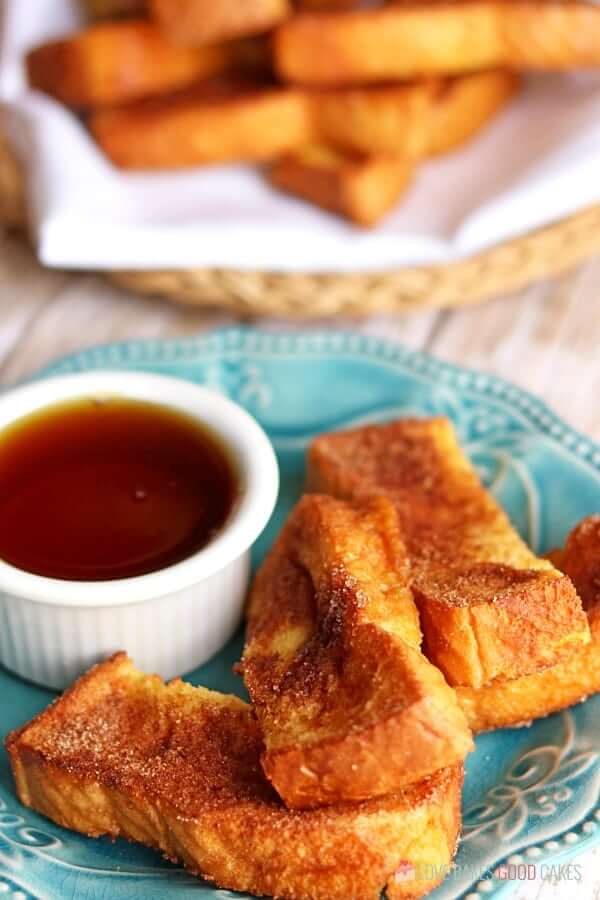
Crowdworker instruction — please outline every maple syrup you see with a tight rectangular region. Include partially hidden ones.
[0,397,237,581]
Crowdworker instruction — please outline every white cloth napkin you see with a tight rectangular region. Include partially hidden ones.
[2,0,600,273]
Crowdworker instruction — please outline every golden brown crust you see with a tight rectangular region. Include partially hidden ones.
[242,494,472,809]
[458,516,600,731]
[6,654,463,900]
[90,83,313,169]
[425,70,519,157]
[26,21,250,108]
[274,1,600,86]
[269,146,413,226]
[457,607,600,731]
[274,3,497,85]
[311,71,518,158]
[150,0,291,46]
[312,81,433,158]
[308,418,590,689]
[268,70,517,223]
[417,565,585,688]
[561,515,600,609]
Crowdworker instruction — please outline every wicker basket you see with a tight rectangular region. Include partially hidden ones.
[2,130,600,317]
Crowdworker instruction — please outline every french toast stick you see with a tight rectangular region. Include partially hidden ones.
[269,145,413,226]
[313,81,432,158]
[274,1,600,85]
[26,22,259,108]
[425,70,518,157]
[308,419,589,689]
[150,0,291,46]
[6,653,463,900]
[242,494,473,809]
[558,514,600,609]
[268,70,516,223]
[90,83,313,168]
[311,70,518,158]
[457,516,600,731]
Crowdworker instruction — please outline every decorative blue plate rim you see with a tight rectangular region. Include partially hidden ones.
[34,328,600,473]
[0,325,598,900]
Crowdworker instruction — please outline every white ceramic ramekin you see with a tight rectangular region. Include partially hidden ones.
[0,371,279,690]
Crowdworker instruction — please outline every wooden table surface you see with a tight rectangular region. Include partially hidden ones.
[2,230,600,443]
[1,228,599,899]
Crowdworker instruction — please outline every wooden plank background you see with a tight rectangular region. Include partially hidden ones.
[2,231,599,445]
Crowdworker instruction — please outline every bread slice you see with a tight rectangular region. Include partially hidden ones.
[457,516,600,731]
[269,145,413,226]
[90,83,313,169]
[25,21,262,108]
[6,653,463,900]
[312,71,518,158]
[274,1,600,85]
[150,0,291,46]
[308,419,589,689]
[242,494,472,809]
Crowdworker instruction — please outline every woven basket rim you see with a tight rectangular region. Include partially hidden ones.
[2,127,599,316]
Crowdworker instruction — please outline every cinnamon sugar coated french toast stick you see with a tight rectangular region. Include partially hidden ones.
[6,653,463,900]
[310,71,518,159]
[242,494,473,808]
[90,85,313,169]
[150,0,291,46]
[274,1,600,85]
[26,22,254,108]
[269,146,413,226]
[559,514,600,607]
[424,70,519,157]
[312,81,433,157]
[458,516,600,731]
[308,419,589,689]
[269,71,517,224]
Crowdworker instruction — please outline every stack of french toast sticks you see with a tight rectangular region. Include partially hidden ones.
[24,0,600,226]
[7,417,600,899]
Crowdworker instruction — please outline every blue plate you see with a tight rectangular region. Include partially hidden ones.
[1,327,599,900]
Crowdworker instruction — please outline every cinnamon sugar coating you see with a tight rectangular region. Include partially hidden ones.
[6,653,463,900]
[308,418,589,688]
[243,494,472,809]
